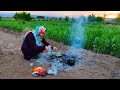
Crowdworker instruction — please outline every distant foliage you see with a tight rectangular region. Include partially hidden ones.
[59,17,62,21]
[0,16,1,20]
[65,16,69,21]
[95,16,104,22]
[71,17,76,22]
[87,14,96,22]
[87,14,104,22]
[115,13,120,22]
[13,12,32,21]
[37,16,45,19]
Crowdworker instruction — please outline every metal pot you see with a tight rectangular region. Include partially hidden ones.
[67,60,75,66]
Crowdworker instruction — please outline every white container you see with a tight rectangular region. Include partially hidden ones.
[47,45,52,55]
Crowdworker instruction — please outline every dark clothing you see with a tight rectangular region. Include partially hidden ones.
[21,32,51,60]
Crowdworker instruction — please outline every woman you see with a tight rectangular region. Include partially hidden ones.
[21,26,57,60]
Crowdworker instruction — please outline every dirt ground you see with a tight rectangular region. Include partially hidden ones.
[0,28,120,79]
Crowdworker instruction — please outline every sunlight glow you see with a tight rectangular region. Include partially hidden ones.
[106,15,117,18]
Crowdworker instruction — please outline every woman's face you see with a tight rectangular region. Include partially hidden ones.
[38,31,46,38]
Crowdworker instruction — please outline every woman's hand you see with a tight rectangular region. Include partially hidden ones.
[53,47,57,50]
[45,46,48,52]
[45,46,57,52]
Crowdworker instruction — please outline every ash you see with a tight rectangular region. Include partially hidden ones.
[36,50,84,72]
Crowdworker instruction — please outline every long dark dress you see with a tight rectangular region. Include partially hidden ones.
[21,32,51,60]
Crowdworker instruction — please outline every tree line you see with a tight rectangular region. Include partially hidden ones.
[1,12,120,23]
[12,12,105,22]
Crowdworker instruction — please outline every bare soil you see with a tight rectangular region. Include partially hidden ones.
[0,28,120,79]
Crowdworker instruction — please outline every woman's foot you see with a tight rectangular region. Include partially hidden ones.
[24,56,31,60]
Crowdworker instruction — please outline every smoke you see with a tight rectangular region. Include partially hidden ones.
[63,15,86,68]
[69,16,86,49]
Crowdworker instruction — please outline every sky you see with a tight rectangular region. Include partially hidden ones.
[0,11,120,18]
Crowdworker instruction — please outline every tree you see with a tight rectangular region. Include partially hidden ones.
[79,15,86,23]
[52,17,55,21]
[59,17,62,21]
[117,13,120,18]
[0,16,1,20]
[115,13,120,22]
[87,14,96,22]
[13,12,32,21]
[71,17,76,22]
[87,14,104,22]
[47,17,49,20]
[54,18,57,20]
[103,14,106,19]
[65,16,69,21]
[37,16,45,19]
[95,16,104,22]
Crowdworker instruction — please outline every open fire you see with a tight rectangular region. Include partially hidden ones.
[48,51,77,66]
[34,49,83,76]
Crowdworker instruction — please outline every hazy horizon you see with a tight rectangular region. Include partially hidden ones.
[0,11,120,18]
